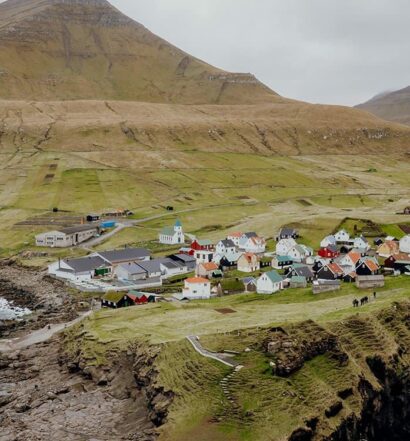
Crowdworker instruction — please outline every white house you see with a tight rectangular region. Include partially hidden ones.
[159,220,185,245]
[226,232,243,247]
[400,235,410,254]
[337,251,361,274]
[335,230,350,243]
[159,259,188,278]
[36,225,98,248]
[96,248,151,268]
[48,256,110,281]
[276,238,297,256]
[256,270,284,294]
[288,244,313,263]
[320,235,336,248]
[115,263,147,281]
[182,277,211,300]
[195,250,214,264]
[239,234,266,254]
[215,239,237,255]
[237,253,260,273]
[354,236,370,252]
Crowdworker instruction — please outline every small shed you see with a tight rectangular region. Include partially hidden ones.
[356,275,385,289]
[312,280,341,294]
[243,277,257,292]
[87,214,100,222]
[289,276,307,289]
[101,221,116,229]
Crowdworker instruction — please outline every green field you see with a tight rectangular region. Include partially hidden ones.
[67,278,410,441]
[1,150,410,261]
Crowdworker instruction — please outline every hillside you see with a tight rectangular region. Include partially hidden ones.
[0,1,409,257]
[357,86,410,125]
[0,0,277,104]
[2,267,409,440]
[64,295,410,441]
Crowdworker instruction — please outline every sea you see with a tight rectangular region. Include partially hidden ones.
[0,297,31,321]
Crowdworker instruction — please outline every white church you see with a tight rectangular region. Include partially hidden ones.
[159,220,185,245]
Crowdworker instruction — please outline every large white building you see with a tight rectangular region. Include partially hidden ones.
[35,225,98,248]
[159,220,185,245]
[182,277,211,299]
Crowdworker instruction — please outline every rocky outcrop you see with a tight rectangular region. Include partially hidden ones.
[264,321,348,376]
[0,339,156,440]
[285,305,410,441]
[132,343,175,427]
[0,263,78,337]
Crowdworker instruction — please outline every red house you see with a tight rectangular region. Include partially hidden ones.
[190,239,214,252]
[318,245,340,259]
[179,247,195,256]
[128,293,149,305]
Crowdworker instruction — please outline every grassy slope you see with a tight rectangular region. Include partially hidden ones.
[2,146,410,260]
[0,0,276,105]
[77,277,410,347]
[68,281,410,441]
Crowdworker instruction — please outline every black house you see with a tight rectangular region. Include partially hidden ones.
[276,227,298,241]
[355,259,380,276]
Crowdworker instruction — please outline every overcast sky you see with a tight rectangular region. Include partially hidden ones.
[109,0,409,106]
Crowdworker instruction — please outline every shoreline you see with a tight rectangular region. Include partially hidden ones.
[0,262,83,339]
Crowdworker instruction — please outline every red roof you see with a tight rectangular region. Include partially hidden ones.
[241,252,256,262]
[201,262,218,271]
[228,232,243,238]
[347,252,361,264]
[327,263,344,275]
[362,259,379,272]
[250,236,265,245]
[186,277,210,284]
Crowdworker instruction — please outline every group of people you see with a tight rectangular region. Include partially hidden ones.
[352,291,377,308]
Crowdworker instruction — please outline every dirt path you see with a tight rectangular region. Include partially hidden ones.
[0,310,92,353]
[187,335,240,367]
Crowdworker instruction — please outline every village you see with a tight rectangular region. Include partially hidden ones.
[39,216,410,309]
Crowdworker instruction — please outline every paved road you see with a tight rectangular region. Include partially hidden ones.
[81,223,127,248]
[187,335,240,368]
[0,311,92,353]
[80,203,238,249]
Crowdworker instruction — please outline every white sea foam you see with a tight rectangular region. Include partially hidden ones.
[0,297,31,321]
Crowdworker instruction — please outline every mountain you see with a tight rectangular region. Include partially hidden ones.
[0,0,277,104]
[0,0,408,155]
[357,86,410,125]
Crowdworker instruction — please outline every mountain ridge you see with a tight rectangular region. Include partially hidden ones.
[357,85,410,126]
[0,0,278,103]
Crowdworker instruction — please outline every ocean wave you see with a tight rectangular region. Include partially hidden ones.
[0,297,31,321]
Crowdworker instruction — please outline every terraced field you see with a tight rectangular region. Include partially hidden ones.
[1,149,410,259]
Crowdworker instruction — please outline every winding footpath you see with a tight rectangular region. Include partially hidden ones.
[186,335,241,368]
[0,310,92,353]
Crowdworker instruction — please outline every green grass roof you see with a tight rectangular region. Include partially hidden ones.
[103,291,126,303]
